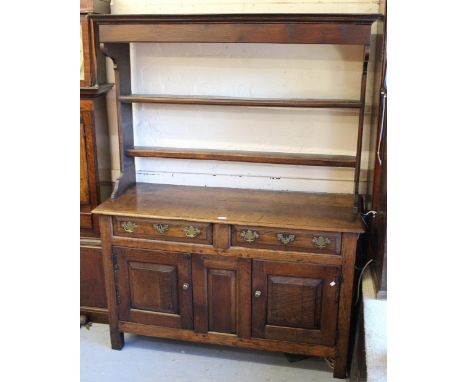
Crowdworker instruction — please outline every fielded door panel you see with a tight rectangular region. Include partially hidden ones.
[114,247,193,330]
[192,254,251,338]
[252,260,340,346]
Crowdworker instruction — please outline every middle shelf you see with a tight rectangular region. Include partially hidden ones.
[127,146,356,167]
[119,94,362,109]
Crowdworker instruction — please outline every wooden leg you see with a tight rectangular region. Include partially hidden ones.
[110,329,124,350]
[333,355,348,379]
[100,216,124,350]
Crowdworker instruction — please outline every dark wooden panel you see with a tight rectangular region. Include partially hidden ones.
[113,216,213,245]
[115,247,193,330]
[127,147,356,168]
[93,183,365,233]
[119,94,362,108]
[208,269,237,334]
[252,260,340,346]
[192,255,251,338]
[232,225,341,255]
[99,22,371,45]
[80,246,107,309]
[128,262,178,314]
[267,276,322,329]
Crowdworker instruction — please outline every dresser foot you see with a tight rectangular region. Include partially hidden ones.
[110,330,124,350]
[332,356,347,379]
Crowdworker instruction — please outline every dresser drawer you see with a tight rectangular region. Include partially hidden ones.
[231,225,341,255]
[113,217,213,245]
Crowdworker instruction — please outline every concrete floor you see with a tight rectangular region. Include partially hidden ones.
[80,323,339,382]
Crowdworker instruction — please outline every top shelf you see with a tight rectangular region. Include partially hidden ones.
[94,13,383,45]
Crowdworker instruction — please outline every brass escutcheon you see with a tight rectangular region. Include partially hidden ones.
[277,233,296,245]
[184,225,201,238]
[153,223,169,234]
[312,236,331,249]
[121,221,137,233]
[240,229,259,243]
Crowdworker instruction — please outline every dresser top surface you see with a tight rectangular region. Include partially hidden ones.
[92,13,382,22]
[93,183,364,233]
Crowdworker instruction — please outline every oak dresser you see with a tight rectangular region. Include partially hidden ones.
[92,13,381,378]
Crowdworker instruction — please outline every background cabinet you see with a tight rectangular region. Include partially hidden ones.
[80,3,112,323]
[80,98,109,237]
[80,90,112,323]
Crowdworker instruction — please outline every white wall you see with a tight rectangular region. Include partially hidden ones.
[105,0,383,195]
[111,0,380,14]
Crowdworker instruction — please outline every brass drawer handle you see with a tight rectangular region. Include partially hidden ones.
[240,229,259,243]
[182,283,190,291]
[184,225,201,238]
[153,223,169,234]
[254,290,262,298]
[121,221,137,233]
[312,236,331,249]
[277,233,295,245]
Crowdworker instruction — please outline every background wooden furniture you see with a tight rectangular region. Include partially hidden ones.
[369,12,387,299]
[80,1,112,323]
[93,13,381,378]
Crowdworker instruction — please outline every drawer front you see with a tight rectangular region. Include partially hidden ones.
[232,226,341,255]
[113,216,213,245]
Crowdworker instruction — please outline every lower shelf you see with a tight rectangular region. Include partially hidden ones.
[127,146,356,168]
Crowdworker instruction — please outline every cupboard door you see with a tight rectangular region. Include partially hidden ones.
[252,260,340,346]
[80,245,107,309]
[114,247,193,330]
[192,255,251,338]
